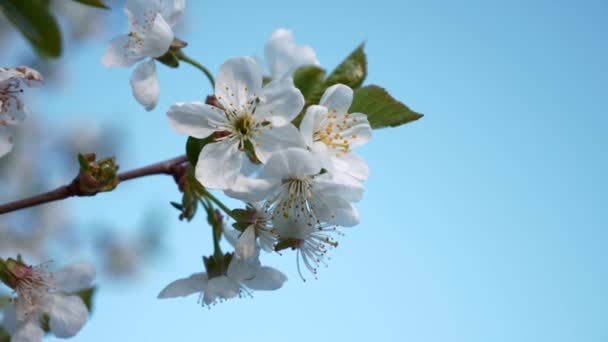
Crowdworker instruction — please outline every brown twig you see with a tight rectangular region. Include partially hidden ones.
[0,155,188,215]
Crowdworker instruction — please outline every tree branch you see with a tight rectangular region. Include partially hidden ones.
[0,155,188,215]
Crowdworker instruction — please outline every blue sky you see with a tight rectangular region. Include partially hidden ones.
[4,0,608,341]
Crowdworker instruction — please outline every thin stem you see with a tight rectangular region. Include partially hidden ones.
[175,50,215,88]
[0,155,188,215]
[201,189,235,220]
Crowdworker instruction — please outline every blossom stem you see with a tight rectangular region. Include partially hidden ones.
[175,51,215,88]
[200,189,235,220]
[0,155,188,215]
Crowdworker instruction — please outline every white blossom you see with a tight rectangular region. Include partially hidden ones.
[265,28,320,80]
[167,56,305,190]
[0,66,43,158]
[1,261,96,342]
[226,148,363,279]
[300,84,372,185]
[101,0,185,111]
[157,226,286,306]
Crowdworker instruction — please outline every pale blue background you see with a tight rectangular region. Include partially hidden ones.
[8,0,608,341]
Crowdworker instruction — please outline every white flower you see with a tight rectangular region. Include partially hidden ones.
[167,56,306,190]
[226,148,363,279]
[300,84,372,184]
[227,203,278,253]
[157,226,286,306]
[265,28,320,80]
[0,66,43,158]
[1,261,96,342]
[101,0,185,111]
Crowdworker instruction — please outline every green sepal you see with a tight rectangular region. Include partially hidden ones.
[203,253,233,278]
[186,136,213,166]
[0,0,62,58]
[350,85,423,129]
[155,51,180,68]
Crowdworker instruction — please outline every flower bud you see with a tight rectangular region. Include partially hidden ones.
[77,153,120,195]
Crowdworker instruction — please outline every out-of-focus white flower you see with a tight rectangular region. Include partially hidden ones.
[167,56,305,190]
[101,0,185,111]
[300,84,372,185]
[0,66,43,158]
[265,28,320,80]
[1,260,95,342]
[157,226,286,306]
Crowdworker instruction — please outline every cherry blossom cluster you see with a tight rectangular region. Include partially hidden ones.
[160,30,371,304]
[0,258,96,342]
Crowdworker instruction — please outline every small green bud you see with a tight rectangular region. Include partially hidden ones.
[77,153,120,195]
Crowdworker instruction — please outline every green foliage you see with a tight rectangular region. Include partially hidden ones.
[350,85,423,129]
[0,0,62,58]
[70,0,109,9]
[323,43,367,89]
[293,66,326,99]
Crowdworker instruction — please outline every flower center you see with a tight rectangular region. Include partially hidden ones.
[234,113,255,137]
[313,112,360,155]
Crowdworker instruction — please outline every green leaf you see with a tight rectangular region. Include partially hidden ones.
[186,136,213,166]
[293,65,326,100]
[0,0,62,58]
[323,43,367,90]
[350,85,423,129]
[70,0,109,9]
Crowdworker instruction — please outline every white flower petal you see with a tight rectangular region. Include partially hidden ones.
[161,0,185,27]
[224,175,277,203]
[235,226,257,259]
[255,78,304,125]
[333,152,370,181]
[130,59,160,111]
[315,175,364,202]
[11,320,44,342]
[101,34,141,67]
[265,28,320,79]
[54,261,96,293]
[320,84,353,115]
[0,126,15,158]
[48,295,89,338]
[157,272,208,298]
[223,225,241,248]
[299,105,328,147]
[261,147,321,179]
[227,256,260,283]
[339,112,371,148]
[242,266,287,291]
[167,102,226,138]
[313,194,360,227]
[195,138,243,189]
[136,13,174,58]
[203,276,240,305]
[215,57,262,111]
[253,124,306,163]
